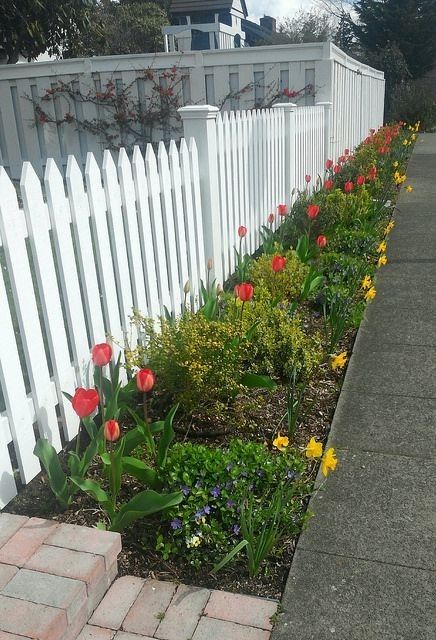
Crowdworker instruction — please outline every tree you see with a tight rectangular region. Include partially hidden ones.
[0,0,96,63]
[66,1,169,57]
[258,9,336,45]
[353,0,436,79]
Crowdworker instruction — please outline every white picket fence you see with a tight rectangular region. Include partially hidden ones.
[0,97,361,507]
[0,42,385,180]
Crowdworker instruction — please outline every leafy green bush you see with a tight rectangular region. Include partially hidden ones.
[128,312,248,418]
[154,439,310,568]
[327,226,378,258]
[387,83,436,131]
[248,249,308,302]
[241,300,323,379]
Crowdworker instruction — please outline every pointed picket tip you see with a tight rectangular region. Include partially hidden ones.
[222,111,229,124]
[65,154,82,182]
[179,138,188,155]
[85,151,101,179]
[118,146,130,168]
[44,157,64,184]
[188,137,198,158]
[157,140,168,160]
[102,149,117,173]
[132,145,144,165]
[20,160,40,190]
[169,139,178,156]
[0,166,18,203]
[145,143,158,170]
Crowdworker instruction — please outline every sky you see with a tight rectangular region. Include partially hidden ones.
[247,0,319,22]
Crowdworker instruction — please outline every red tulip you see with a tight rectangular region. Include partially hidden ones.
[325,159,333,170]
[236,282,254,302]
[271,256,287,272]
[370,128,376,134]
[333,165,341,174]
[357,175,366,186]
[136,368,156,393]
[316,235,328,248]
[72,388,99,419]
[344,148,350,156]
[104,419,120,442]
[368,166,377,181]
[305,174,311,183]
[267,213,275,224]
[238,225,247,238]
[277,204,287,216]
[344,181,354,193]
[338,155,346,164]
[307,204,320,220]
[324,179,334,191]
[91,343,112,367]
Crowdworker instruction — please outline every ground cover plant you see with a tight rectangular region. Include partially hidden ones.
[6,120,417,598]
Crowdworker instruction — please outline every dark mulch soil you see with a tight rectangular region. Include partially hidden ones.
[5,328,356,600]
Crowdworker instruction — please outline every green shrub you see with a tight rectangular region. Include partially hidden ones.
[327,226,378,258]
[241,299,323,379]
[128,312,247,418]
[248,249,308,302]
[154,439,310,568]
[387,83,436,131]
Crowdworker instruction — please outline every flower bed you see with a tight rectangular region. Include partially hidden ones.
[5,121,418,598]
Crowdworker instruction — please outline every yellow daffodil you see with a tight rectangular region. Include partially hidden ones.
[331,352,347,371]
[365,286,376,301]
[406,185,414,193]
[305,437,323,459]
[393,161,399,168]
[403,139,409,146]
[361,275,372,290]
[377,241,387,253]
[321,447,338,477]
[384,220,395,234]
[411,133,417,141]
[273,433,289,452]
[377,254,388,267]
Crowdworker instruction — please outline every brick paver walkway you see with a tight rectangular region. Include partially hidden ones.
[0,513,278,640]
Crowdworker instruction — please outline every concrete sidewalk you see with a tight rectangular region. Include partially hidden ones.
[272,134,436,640]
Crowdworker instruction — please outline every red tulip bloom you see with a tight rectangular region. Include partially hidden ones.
[236,282,254,302]
[325,159,333,170]
[91,343,112,367]
[271,256,287,272]
[136,368,156,393]
[267,213,275,224]
[370,128,376,134]
[305,174,311,183]
[344,148,350,156]
[307,204,320,220]
[238,225,247,238]
[344,181,354,193]
[277,204,287,216]
[368,166,377,181]
[333,165,341,174]
[324,179,334,191]
[316,235,328,248]
[357,175,366,186]
[338,155,346,164]
[72,388,99,419]
[104,419,120,442]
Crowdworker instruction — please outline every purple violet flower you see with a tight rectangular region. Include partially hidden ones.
[226,499,236,509]
[170,518,182,530]
[210,486,221,498]
[180,485,190,496]
[232,524,241,536]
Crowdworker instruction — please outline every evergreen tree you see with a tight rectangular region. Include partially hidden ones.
[353,0,436,78]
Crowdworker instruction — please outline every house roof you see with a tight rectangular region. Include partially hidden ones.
[170,1,248,16]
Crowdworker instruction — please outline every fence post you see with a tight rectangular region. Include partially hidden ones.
[316,101,333,163]
[178,105,223,284]
[272,103,297,212]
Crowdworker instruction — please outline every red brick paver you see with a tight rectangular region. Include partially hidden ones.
[46,524,121,571]
[76,626,114,640]
[24,544,105,590]
[155,584,210,640]
[90,576,145,630]
[0,564,18,590]
[122,580,177,637]
[0,514,28,548]
[204,590,278,630]
[0,518,58,567]
[0,594,67,640]
[193,617,271,640]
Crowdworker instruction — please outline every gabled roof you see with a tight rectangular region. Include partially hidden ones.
[170,1,248,17]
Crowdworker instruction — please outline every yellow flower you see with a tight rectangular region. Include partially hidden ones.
[406,185,414,193]
[377,241,387,253]
[411,133,417,141]
[321,447,338,477]
[403,139,409,146]
[365,286,376,301]
[331,352,347,371]
[305,437,323,459]
[273,433,289,452]
[384,220,395,234]
[377,254,388,268]
[361,275,372,290]
[393,161,399,168]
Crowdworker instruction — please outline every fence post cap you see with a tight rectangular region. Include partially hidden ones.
[272,102,297,111]
[316,101,333,107]
[178,105,220,120]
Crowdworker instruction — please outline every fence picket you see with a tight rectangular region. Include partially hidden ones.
[20,162,78,441]
[168,140,190,301]
[44,158,90,383]
[179,138,201,308]
[0,168,61,449]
